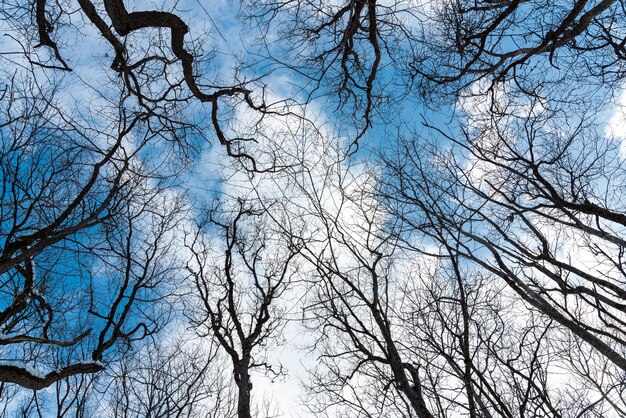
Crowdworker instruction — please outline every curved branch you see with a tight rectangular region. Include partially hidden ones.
[0,362,104,390]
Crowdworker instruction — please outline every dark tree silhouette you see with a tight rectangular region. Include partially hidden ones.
[186,200,300,418]
[0,75,187,388]
[383,93,626,415]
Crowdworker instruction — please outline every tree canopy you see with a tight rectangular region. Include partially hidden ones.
[1,0,626,417]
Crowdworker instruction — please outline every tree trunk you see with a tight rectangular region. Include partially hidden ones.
[234,361,252,418]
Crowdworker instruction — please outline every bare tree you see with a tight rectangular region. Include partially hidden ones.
[104,335,234,418]
[0,0,297,403]
[0,73,188,389]
[256,137,619,417]
[6,0,270,161]
[262,148,439,417]
[247,1,626,101]
[383,89,626,415]
[244,0,417,141]
[185,200,300,418]
[408,0,626,96]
